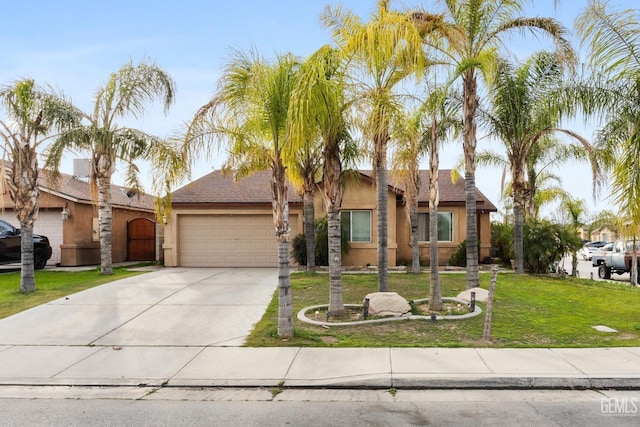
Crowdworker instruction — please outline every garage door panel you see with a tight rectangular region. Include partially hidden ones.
[178,214,297,267]
[0,211,62,266]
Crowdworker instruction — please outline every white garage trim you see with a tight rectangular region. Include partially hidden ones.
[178,214,298,267]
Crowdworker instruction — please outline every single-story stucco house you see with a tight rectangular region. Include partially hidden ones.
[162,169,497,268]
[1,169,160,266]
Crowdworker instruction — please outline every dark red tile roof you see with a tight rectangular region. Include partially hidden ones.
[172,169,497,211]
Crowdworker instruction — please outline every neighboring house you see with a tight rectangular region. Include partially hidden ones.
[1,169,160,266]
[585,226,618,243]
[163,169,496,268]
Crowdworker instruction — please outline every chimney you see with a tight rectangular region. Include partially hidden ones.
[73,159,91,181]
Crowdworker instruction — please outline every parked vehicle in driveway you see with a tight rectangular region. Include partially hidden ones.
[579,240,608,261]
[598,239,640,283]
[591,242,614,267]
[0,219,52,269]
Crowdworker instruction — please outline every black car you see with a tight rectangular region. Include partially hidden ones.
[0,219,53,269]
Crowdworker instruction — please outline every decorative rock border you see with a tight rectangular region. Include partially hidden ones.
[297,297,483,327]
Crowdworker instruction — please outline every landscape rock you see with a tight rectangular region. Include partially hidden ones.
[364,292,411,317]
[456,287,489,303]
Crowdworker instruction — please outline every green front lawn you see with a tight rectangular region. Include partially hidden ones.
[0,266,148,319]
[245,272,640,348]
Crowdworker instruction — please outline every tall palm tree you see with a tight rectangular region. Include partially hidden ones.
[558,196,588,277]
[323,0,429,292]
[483,52,593,274]
[414,0,575,288]
[289,45,356,316]
[576,0,640,238]
[186,50,300,337]
[287,139,322,273]
[424,86,460,310]
[46,59,175,275]
[391,107,429,274]
[0,79,81,292]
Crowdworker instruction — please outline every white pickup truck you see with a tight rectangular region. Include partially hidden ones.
[591,242,614,267]
[597,240,640,284]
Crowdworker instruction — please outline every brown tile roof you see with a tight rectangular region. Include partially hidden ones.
[172,169,497,212]
[172,170,302,205]
[388,170,497,211]
[38,170,155,211]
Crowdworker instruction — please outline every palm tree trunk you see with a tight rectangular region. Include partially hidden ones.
[272,160,293,338]
[303,190,315,272]
[428,119,441,310]
[328,206,344,315]
[97,174,113,275]
[463,71,479,290]
[513,202,524,274]
[632,238,638,286]
[512,163,526,274]
[428,204,442,310]
[464,173,479,289]
[19,225,36,293]
[11,145,40,293]
[376,165,388,292]
[324,146,344,315]
[410,200,420,273]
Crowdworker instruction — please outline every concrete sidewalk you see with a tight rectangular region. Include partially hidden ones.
[0,267,639,390]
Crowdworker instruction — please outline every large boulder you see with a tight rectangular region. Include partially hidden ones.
[364,292,411,317]
[457,287,489,303]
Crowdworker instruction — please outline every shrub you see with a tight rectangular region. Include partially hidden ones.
[448,240,467,267]
[491,221,514,266]
[522,219,582,274]
[291,216,349,266]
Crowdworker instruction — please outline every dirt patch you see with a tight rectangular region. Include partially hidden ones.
[321,336,339,344]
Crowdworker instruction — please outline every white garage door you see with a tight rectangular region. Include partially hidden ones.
[178,214,298,267]
[0,210,62,266]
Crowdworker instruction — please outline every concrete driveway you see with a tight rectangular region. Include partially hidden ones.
[564,257,636,285]
[0,268,278,347]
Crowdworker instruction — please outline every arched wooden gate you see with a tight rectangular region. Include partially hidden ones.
[127,218,156,261]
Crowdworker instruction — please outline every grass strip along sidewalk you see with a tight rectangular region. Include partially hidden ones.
[245,272,640,348]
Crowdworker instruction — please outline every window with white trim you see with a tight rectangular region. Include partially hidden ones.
[341,210,372,242]
[417,212,453,242]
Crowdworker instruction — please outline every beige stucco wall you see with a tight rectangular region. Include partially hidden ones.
[313,175,397,268]
[59,202,156,266]
[162,205,304,267]
[394,207,492,266]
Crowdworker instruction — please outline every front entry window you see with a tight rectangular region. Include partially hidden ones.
[418,212,453,242]
[341,210,372,242]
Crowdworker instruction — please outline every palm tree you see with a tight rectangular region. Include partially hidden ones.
[483,52,593,274]
[0,79,81,292]
[287,139,322,273]
[289,45,357,316]
[576,0,640,243]
[391,107,428,274]
[323,0,429,292]
[414,0,575,288]
[46,59,175,275]
[558,196,588,277]
[186,50,300,337]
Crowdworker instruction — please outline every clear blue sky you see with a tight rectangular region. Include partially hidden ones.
[1,0,636,220]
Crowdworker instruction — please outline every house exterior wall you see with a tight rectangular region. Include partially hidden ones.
[313,175,397,268]
[59,202,156,266]
[313,177,493,267]
[162,205,304,267]
[394,205,471,266]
